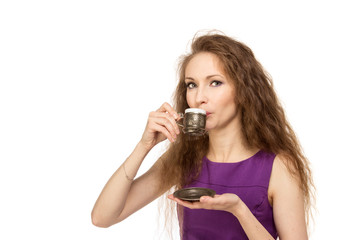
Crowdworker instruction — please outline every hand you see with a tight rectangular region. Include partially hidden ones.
[140,102,181,150]
[168,193,243,215]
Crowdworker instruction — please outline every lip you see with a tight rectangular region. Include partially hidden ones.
[206,112,211,116]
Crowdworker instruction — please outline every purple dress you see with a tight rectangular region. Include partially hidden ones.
[179,150,278,240]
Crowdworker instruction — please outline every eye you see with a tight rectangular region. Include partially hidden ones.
[186,82,197,89]
[210,80,223,87]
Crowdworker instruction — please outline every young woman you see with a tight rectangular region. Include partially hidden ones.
[91,32,314,239]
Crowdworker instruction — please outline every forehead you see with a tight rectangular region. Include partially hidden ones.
[185,52,225,77]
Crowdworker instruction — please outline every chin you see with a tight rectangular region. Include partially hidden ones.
[205,124,215,131]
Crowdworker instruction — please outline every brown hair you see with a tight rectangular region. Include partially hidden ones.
[159,31,315,224]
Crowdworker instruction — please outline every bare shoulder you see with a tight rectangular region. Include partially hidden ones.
[268,154,301,205]
[268,154,308,239]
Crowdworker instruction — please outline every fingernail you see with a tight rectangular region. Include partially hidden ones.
[173,113,178,119]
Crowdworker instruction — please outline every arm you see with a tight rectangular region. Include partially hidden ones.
[233,155,307,239]
[91,141,162,228]
[91,103,180,228]
[168,194,275,240]
[269,155,308,239]
[169,155,308,240]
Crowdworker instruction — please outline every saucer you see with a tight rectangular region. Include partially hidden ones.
[173,187,216,202]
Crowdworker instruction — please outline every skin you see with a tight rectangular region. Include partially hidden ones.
[91,52,308,239]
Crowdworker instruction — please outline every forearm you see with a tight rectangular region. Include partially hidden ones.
[233,203,275,240]
[91,141,151,226]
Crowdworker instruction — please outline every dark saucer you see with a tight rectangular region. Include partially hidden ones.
[173,187,216,202]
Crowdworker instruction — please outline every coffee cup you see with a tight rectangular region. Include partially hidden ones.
[177,108,206,136]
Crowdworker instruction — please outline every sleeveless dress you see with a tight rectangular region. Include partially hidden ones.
[179,150,278,240]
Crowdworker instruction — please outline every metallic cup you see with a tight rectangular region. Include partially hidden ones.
[177,108,206,136]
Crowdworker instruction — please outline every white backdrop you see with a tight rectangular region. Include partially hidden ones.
[1,0,359,239]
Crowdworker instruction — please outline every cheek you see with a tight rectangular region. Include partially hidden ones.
[186,92,194,107]
[216,89,236,107]
[217,95,238,117]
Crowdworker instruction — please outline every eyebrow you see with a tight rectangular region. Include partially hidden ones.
[185,74,224,81]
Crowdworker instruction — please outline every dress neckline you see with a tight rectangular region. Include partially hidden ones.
[205,150,262,165]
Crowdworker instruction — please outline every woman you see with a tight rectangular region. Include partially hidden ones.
[91,32,314,239]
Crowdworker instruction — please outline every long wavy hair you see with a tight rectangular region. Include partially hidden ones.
[159,32,315,225]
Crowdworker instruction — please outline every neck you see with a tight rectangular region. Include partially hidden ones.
[207,122,258,163]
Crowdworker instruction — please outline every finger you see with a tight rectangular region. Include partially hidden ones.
[164,112,180,135]
[176,200,197,209]
[200,196,212,202]
[156,117,177,139]
[156,104,181,134]
[157,102,179,120]
[151,112,179,137]
[152,111,179,133]
[171,197,204,209]
[170,196,192,207]
[199,196,216,209]
[150,123,175,143]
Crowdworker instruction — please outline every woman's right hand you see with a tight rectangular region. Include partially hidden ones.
[140,102,181,150]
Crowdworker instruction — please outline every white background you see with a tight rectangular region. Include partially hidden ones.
[1,0,359,239]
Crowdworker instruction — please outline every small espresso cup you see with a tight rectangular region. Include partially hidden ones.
[177,108,206,136]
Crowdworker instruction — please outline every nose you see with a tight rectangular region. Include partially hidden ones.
[195,86,208,106]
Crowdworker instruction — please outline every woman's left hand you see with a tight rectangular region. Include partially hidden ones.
[168,193,243,215]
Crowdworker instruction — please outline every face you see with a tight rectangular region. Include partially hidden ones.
[185,52,239,132]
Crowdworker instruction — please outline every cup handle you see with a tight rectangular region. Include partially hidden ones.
[176,113,184,128]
